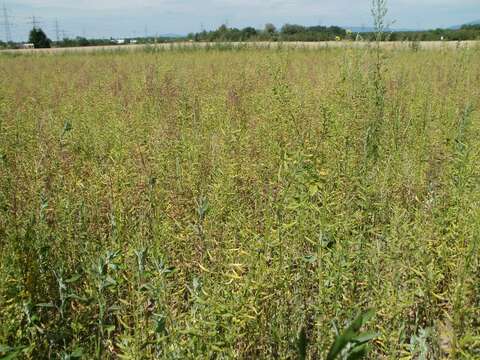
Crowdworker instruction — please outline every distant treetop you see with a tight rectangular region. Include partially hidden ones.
[29,27,51,48]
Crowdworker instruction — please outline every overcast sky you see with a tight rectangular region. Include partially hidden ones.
[3,0,479,41]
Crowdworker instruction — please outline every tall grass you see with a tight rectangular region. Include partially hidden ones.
[0,46,479,358]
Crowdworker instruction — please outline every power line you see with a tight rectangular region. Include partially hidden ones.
[1,3,12,42]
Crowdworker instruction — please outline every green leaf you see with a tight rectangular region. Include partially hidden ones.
[105,325,116,336]
[70,347,84,358]
[352,331,379,344]
[108,263,119,271]
[326,310,375,360]
[0,351,21,360]
[308,183,319,196]
[319,232,335,249]
[346,344,369,360]
[101,276,117,290]
[0,345,26,360]
[149,176,157,187]
[35,302,55,308]
[63,121,72,133]
[65,274,81,283]
[302,255,317,264]
[66,294,88,302]
[297,327,308,360]
[155,315,167,334]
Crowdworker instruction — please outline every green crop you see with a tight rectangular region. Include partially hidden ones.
[0,44,479,358]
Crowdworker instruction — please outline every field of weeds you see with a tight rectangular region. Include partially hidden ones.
[0,46,479,358]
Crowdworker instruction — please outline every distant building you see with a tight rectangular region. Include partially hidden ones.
[130,39,138,44]
[20,43,34,49]
[113,39,125,44]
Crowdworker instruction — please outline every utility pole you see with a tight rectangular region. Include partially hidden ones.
[28,15,41,30]
[54,18,60,42]
[1,3,12,42]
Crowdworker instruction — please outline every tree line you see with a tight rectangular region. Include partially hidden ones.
[1,23,479,50]
[187,23,480,42]
[187,24,347,42]
[372,24,480,42]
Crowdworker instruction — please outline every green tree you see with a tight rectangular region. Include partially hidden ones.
[76,36,90,47]
[29,27,51,48]
[241,27,257,40]
[264,23,277,35]
[281,24,306,35]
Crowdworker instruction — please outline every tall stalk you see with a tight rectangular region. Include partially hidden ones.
[365,0,388,163]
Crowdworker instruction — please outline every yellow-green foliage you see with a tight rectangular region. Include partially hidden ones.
[0,47,479,359]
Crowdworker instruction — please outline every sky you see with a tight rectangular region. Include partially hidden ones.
[2,0,479,41]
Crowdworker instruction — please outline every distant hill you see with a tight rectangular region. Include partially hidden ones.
[449,20,480,30]
[349,20,480,32]
[160,33,184,38]
[347,26,422,33]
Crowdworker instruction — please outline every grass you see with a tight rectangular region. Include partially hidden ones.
[0,46,479,359]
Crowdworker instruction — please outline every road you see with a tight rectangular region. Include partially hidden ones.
[1,40,479,54]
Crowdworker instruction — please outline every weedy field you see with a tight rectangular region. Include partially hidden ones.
[0,45,479,359]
